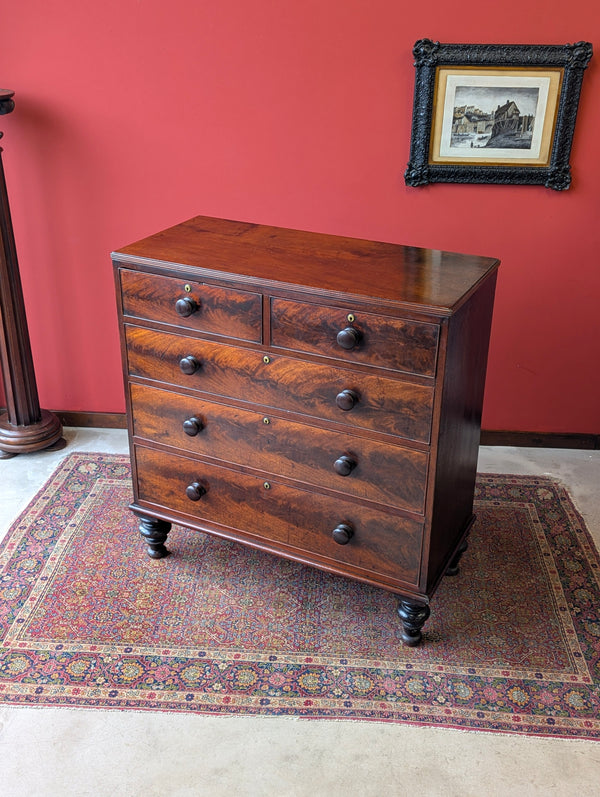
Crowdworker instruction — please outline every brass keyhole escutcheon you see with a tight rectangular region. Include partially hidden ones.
[263,355,271,364]
[263,417,270,424]
[263,481,271,490]
[347,313,355,323]
[184,284,192,292]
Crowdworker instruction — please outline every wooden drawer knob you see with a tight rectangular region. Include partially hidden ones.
[336,326,361,350]
[333,455,356,476]
[186,481,207,501]
[175,296,199,317]
[332,523,354,545]
[179,355,201,375]
[335,389,359,411]
[183,416,204,436]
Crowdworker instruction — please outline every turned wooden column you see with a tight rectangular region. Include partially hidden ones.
[0,88,65,458]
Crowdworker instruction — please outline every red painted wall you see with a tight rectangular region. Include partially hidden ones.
[0,1,598,433]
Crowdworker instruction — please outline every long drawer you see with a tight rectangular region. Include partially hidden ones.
[125,326,434,443]
[130,383,428,513]
[134,445,423,586]
[270,297,439,376]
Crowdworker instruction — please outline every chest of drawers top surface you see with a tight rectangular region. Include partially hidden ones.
[113,215,499,314]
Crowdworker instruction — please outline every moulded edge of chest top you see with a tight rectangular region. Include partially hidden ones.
[112,254,462,325]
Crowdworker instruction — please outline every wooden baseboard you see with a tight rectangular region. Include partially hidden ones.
[480,430,599,450]
[5,410,597,449]
[54,411,128,430]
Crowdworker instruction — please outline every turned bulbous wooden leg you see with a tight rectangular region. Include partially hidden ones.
[137,516,171,559]
[398,599,431,647]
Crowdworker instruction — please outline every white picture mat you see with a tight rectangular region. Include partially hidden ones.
[438,74,552,160]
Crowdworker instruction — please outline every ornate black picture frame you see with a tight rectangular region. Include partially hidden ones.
[405,40,592,190]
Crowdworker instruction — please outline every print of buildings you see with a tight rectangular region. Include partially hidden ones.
[452,99,534,147]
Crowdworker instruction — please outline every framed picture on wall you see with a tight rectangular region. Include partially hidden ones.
[404,40,592,190]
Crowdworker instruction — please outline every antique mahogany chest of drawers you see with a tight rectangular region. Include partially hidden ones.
[113,216,499,645]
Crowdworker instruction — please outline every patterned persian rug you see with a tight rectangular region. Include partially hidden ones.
[1,453,599,739]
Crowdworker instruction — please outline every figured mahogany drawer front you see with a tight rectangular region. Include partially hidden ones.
[270,298,439,376]
[125,326,434,443]
[119,269,262,342]
[134,445,422,586]
[130,383,428,513]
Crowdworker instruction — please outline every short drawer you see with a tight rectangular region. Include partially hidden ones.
[125,326,434,444]
[119,269,262,342]
[134,445,423,587]
[270,298,439,376]
[130,383,429,513]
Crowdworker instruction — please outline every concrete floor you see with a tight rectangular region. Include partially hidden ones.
[1,428,599,796]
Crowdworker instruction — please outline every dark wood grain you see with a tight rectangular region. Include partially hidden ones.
[120,269,262,342]
[130,382,429,512]
[134,444,423,587]
[422,272,498,593]
[29,409,599,448]
[270,297,439,376]
[125,325,434,443]
[113,215,499,313]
